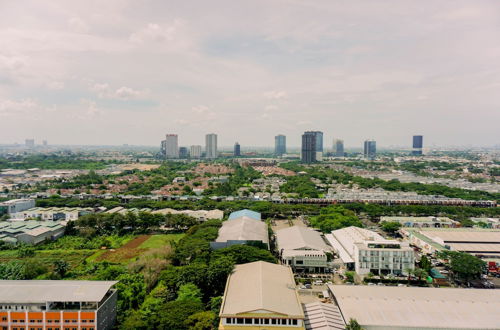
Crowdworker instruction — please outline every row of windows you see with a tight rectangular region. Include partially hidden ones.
[225,318,299,326]
[3,318,94,323]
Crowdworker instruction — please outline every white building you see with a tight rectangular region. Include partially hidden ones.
[205,133,218,159]
[190,145,202,159]
[210,216,268,250]
[12,207,93,221]
[164,134,179,159]
[276,226,332,272]
[381,216,459,228]
[326,226,414,276]
[0,199,36,214]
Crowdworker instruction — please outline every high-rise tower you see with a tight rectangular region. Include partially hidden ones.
[205,133,218,159]
[275,135,287,156]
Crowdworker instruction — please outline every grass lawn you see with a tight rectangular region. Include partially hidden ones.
[139,233,185,250]
[0,249,95,268]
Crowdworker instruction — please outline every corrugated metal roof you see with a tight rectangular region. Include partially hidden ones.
[228,209,261,221]
[303,302,345,330]
[0,280,117,303]
[328,285,500,329]
[216,217,269,243]
[220,261,304,318]
[276,226,331,252]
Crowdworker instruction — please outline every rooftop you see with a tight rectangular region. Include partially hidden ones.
[0,281,117,303]
[328,285,500,329]
[220,261,304,318]
[303,302,345,330]
[276,226,331,252]
[216,217,269,244]
[228,209,261,221]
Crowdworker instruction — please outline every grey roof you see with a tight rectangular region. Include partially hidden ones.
[328,285,500,329]
[220,261,304,318]
[216,217,269,244]
[0,280,117,303]
[304,302,345,330]
[277,226,331,252]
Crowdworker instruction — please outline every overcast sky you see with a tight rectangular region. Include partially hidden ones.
[0,0,499,148]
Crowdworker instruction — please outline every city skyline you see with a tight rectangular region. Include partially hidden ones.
[0,1,499,147]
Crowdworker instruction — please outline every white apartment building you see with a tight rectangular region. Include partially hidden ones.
[164,134,179,158]
[326,226,415,276]
[205,133,218,159]
[190,145,202,158]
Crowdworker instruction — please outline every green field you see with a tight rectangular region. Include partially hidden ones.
[139,233,185,249]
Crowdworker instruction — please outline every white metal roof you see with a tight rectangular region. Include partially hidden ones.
[328,285,500,329]
[220,261,304,318]
[303,302,345,330]
[0,281,117,303]
[324,234,354,264]
[216,217,269,243]
[276,226,331,252]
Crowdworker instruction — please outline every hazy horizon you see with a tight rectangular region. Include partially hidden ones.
[1,0,499,147]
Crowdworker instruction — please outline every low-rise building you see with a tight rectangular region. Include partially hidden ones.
[0,221,66,245]
[0,280,117,330]
[0,199,36,215]
[210,216,269,250]
[276,226,332,273]
[12,207,93,221]
[380,216,459,228]
[326,226,414,276]
[219,261,305,329]
[470,217,500,229]
[327,285,500,330]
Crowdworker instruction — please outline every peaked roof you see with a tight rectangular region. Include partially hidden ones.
[228,209,261,221]
[216,217,269,243]
[276,226,331,251]
[220,261,304,318]
[304,302,346,330]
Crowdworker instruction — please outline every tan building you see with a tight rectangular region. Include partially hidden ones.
[219,261,305,329]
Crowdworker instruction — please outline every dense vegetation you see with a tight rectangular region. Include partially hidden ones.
[310,206,362,232]
[0,155,113,170]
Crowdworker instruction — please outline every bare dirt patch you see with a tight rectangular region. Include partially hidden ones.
[96,235,151,263]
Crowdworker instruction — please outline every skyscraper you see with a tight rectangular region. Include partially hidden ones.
[310,131,324,161]
[179,147,188,158]
[301,132,317,163]
[333,139,344,157]
[234,142,241,157]
[25,139,35,148]
[363,140,376,159]
[164,134,179,159]
[412,135,423,155]
[190,145,202,159]
[205,133,218,159]
[274,135,287,156]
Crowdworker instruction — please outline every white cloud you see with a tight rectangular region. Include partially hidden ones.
[90,83,147,100]
[68,17,90,33]
[263,90,288,100]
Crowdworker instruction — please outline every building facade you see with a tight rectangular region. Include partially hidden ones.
[0,199,36,215]
[412,135,423,155]
[190,145,202,159]
[164,134,179,159]
[301,132,317,164]
[179,147,188,158]
[0,280,117,330]
[275,135,287,156]
[363,140,376,159]
[233,142,241,157]
[332,139,344,157]
[205,134,218,159]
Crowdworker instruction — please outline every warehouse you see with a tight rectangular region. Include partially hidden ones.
[0,221,65,245]
[210,216,269,250]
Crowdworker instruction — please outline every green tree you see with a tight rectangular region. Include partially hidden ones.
[381,221,402,234]
[448,251,486,282]
[17,245,35,258]
[419,255,432,272]
[176,283,203,303]
[184,311,216,330]
[53,260,69,277]
[345,318,363,330]
[158,299,204,330]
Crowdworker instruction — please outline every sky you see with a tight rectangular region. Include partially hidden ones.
[0,0,499,148]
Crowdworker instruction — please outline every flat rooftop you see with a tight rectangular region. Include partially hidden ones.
[328,285,500,329]
[0,280,117,303]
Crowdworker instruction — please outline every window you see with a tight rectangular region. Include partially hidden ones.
[254,319,260,324]
[1,317,6,321]
[292,319,298,325]
[271,319,277,325]
[236,318,244,324]
[263,319,269,324]
[244,318,251,324]
[82,320,87,323]
[226,318,232,324]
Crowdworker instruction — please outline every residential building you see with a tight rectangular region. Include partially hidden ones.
[363,140,376,159]
[219,261,305,329]
[412,135,423,155]
[325,226,415,276]
[210,216,268,250]
[332,139,344,157]
[228,209,261,221]
[0,280,117,330]
[179,147,188,158]
[234,142,241,157]
[164,134,179,159]
[401,228,500,259]
[301,132,317,164]
[0,199,36,215]
[206,133,218,159]
[190,145,202,159]
[326,285,500,330]
[12,207,93,221]
[276,226,332,272]
[470,217,500,229]
[0,221,66,245]
[275,135,287,156]
[151,208,224,221]
[25,139,35,148]
[380,216,459,228]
